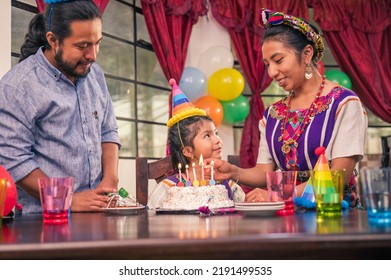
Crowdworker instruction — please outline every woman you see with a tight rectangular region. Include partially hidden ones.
[205,9,367,207]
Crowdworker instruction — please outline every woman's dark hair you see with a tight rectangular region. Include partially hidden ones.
[19,0,101,62]
[263,23,321,67]
[169,115,214,172]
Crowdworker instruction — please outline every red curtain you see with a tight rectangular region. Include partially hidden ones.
[35,0,110,13]
[141,0,207,154]
[311,0,391,123]
[209,0,309,169]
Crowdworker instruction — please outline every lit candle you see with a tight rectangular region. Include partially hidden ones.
[199,154,207,186]
[192,162,199,187]
[210,160,216,186]
[177,163,184,187]
[185,164,191,186]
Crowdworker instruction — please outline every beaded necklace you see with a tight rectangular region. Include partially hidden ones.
[278,75,326,155]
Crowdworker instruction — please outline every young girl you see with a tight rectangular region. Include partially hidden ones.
[147,80,245,210]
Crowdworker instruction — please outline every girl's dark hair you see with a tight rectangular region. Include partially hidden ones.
[169,115,214,172]
[263,23,321,67]
[19,0,101,62]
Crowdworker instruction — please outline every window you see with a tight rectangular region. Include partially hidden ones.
[11,0,169,159]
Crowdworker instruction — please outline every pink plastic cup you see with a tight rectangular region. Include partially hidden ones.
[38,177,73,224]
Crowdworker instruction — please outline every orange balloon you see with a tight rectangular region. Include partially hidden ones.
[194,95,223,126]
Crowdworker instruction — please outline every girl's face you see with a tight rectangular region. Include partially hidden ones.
[189,120,223,161]
[262,39,308,92]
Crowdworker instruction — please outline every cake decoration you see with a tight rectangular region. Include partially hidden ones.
[185,164,192,186]
[192,162,199,187]
[209,160,216,186]
[177,163,184,187]
[199,154,207,186]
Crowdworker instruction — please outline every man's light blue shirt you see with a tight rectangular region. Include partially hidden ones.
[0,48,121,213]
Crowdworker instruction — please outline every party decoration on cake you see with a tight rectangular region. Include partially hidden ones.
[185,164,191,186]
[192,162,199,187]
[209,160,216,186]
[167,78,207,127]
[177,163,184,187]
[199,154,207,186]
[0,165,17,217]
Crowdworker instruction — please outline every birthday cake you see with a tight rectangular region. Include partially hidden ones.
[161,185,234,210]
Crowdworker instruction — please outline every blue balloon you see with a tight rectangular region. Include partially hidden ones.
[179,67,207,101]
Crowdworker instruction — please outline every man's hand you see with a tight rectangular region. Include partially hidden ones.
[71,186,117,212]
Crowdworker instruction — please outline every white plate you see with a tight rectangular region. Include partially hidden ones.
[103,205,145,215]
[235,204,285,211]
[235,201,285,207]
[155,208,200,214]
[236,204,285,217]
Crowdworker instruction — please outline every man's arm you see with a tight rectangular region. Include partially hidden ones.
[16,168,49,199]
[99,142,119,190]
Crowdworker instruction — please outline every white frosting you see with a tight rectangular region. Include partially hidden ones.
[162,185,234,210]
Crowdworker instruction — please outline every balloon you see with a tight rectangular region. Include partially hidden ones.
[0,165,17,217]
[207,68,245,101]
[197,46,234,77]
[317,61,325,76]
[194,95,223,126]
[325,69,352,89]
[221,95,249,124]
[179,67,207,101]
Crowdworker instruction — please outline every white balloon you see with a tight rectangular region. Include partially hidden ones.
[197,46,234,78]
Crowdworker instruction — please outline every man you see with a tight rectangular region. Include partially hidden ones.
[0,0,121,213]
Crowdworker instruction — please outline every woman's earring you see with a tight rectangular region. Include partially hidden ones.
[305,64,313,80]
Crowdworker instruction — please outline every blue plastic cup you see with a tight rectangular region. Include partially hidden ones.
[360,167,391,225]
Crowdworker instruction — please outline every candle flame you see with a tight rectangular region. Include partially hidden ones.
[199,154,203,166]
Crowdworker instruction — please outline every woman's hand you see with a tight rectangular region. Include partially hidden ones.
[245,188,269,202]
[204,158,236,181]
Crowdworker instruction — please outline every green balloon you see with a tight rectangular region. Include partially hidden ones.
[221,95,249,124]
[325,69,352,89]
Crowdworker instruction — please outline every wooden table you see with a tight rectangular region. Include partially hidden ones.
[1,209,391,259]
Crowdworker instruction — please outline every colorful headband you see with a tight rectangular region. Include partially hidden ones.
[167,79,206,128]
[259,8,324,63]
